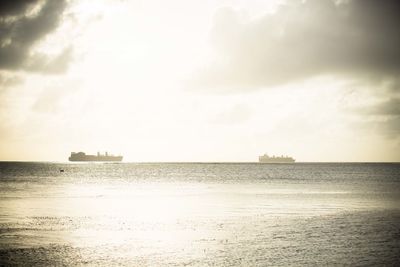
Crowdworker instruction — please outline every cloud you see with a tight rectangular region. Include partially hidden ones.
[194,0,400,90]
[365,98,400,116]
[25,46,74,73]
[366,116,400,139]
[0,0,37,16]
[380,117,400,138]
[210,104,252,125]
[0,75,23,89]
[0,0,71,73]
[31,79,81,113]
[352,97,400,139]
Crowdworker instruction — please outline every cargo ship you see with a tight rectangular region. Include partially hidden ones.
[259,154,295,163]
[69,152,123,162]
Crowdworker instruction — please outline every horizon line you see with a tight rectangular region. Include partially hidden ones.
[0,160,399,164]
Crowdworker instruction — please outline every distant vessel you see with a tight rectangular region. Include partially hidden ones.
[69,152,123,162]
[259,154,295,163]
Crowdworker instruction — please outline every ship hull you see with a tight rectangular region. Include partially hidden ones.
[69,156,123,162]
[258,159,295,163]
[69,152,123,162]
[258,155,295,163]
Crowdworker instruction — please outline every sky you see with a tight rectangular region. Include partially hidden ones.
[0,0,399,162]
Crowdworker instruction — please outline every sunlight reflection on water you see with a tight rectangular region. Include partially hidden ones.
[1,163,400,265]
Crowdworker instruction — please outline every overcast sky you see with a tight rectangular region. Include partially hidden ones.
[0,0,399,162]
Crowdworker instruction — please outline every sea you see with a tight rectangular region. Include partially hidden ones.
[0,162,399,266]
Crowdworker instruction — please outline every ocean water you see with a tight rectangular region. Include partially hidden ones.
[0,162,399,266]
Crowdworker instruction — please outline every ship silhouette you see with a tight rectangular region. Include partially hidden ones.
[69,152,123,162]
[258,153,295,163]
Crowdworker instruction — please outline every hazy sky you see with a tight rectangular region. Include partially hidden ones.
[0,0,399,162]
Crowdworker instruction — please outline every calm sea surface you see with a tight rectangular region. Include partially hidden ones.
[0,162,399,266]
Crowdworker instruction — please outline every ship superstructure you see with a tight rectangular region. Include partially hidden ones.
[69,152,123,162]
[258,154,295,163]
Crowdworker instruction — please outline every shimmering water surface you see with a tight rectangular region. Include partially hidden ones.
[0,162,399,266]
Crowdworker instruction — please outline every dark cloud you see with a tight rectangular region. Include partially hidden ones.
[195,0,400,89]
[0,0,37,16]
[0,0,70,73]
